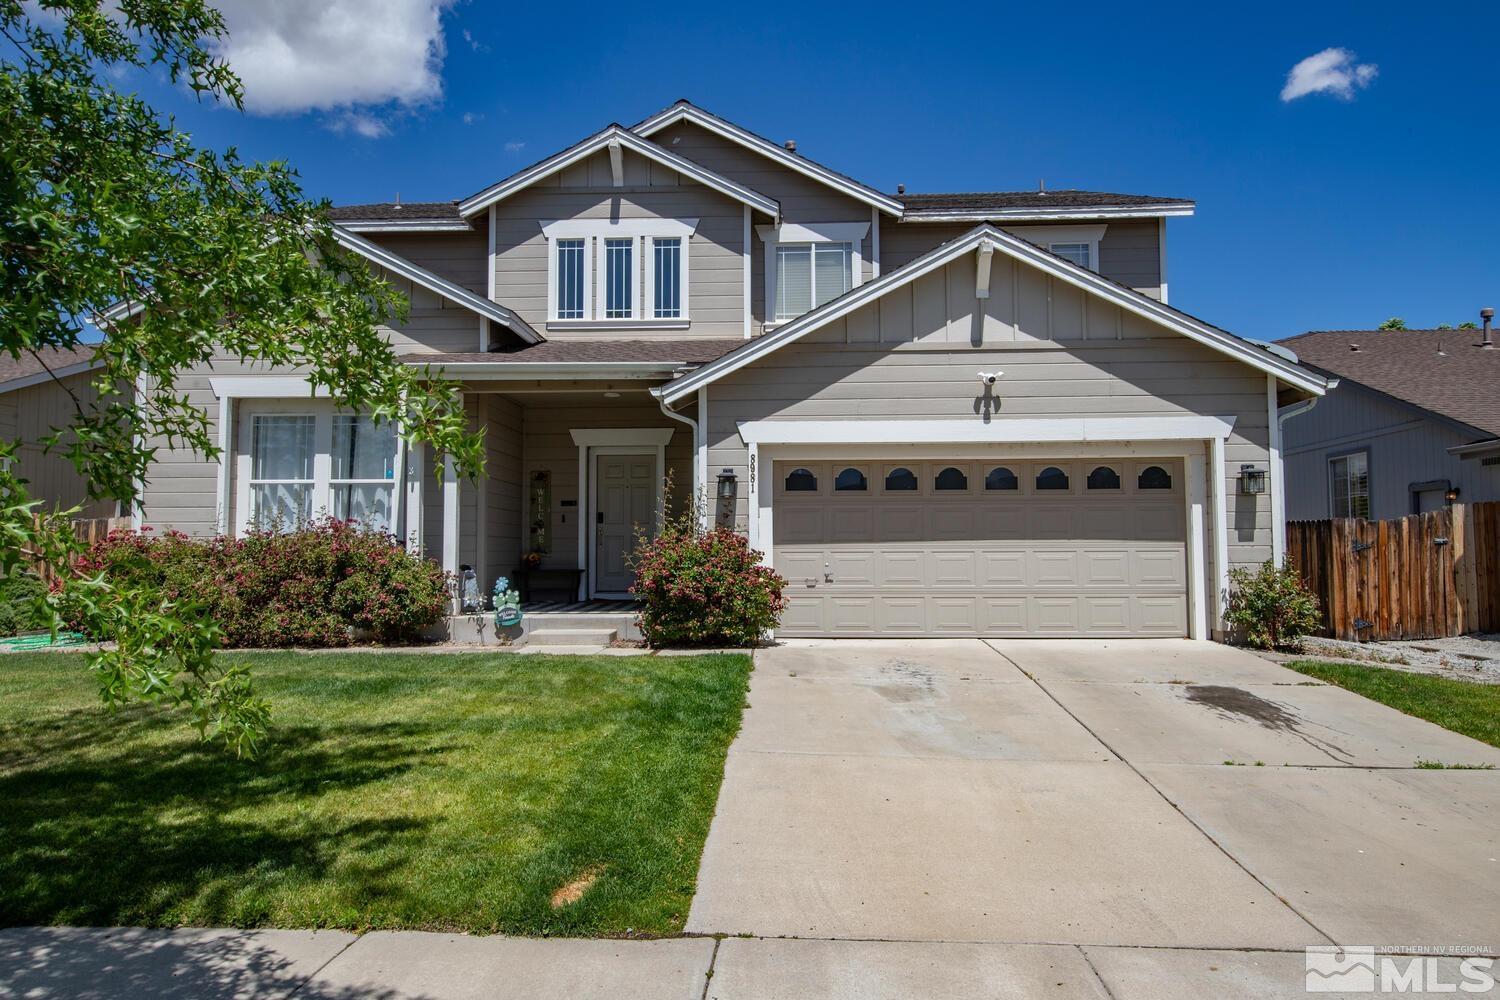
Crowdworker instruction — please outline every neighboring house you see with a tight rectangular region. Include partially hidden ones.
[1280,328,1500,521]
[0,345,118,518]
[131,100,1329,639]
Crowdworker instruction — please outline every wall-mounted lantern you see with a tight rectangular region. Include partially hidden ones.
[716,468,738,501]
[1238,463,1268,495]
[1445,486,1460,505]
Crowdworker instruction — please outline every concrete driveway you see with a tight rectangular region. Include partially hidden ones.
[688,638,1500,995]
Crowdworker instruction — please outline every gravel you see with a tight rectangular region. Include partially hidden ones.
[1273,633,1500,684]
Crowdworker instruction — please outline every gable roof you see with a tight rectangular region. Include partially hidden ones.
[632,100,905,217]
[328,228,543,344]
[898,190,1196,222]
[0,345,101,394]
[655,224,1328,404]
[1280,329,1500,439]
[457,125,780,219]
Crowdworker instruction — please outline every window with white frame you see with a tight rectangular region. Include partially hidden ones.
[249,414,315,528]
[1329,451,1370,519]
[653,237,682,318]
[240,406,400,534]
[757,221,869,325]
[541,219,697,324]
[1050,242,1091,269]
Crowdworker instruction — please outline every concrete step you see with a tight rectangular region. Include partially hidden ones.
[523,627,618,647]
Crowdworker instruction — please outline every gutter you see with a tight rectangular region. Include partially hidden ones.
[1448,438,1500,458]
[404,361,682,380]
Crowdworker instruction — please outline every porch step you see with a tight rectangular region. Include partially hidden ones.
[524,627,618,647]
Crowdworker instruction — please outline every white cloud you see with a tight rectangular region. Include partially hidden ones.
[461,28,486,52]
[461,111,483,125]
[1280,48,1378,102]
[504,141,526,153]
[212,0,455,128]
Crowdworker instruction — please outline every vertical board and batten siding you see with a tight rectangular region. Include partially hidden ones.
[489,147,750,338]
[878,219,1164,299]
[704,249,1273,582]
[1281,380,1500,520]
[2,371,118,517]
[516,396,692,574]
[646,121,878,336]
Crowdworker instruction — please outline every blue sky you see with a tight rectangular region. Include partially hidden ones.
[135,0,1497,343]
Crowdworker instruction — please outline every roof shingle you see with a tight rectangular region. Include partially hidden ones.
[0,345,100,388]
[1281,329,1500,439]
[326,202,462,223]
[898,190,1193,213]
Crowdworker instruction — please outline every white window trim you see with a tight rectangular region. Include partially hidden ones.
[756,221,869,328]
[234,400,401,537]
[999,224,1107,273]
[540,218,698,327]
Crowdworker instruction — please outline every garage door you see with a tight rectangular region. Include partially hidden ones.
[772,459,1188,637]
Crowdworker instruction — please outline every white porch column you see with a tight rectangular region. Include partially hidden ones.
[442,451,460,610]
[1210,433,1230,635]
[214,394,232,535]
[1185,448,1208,641]
[697,387,710,530]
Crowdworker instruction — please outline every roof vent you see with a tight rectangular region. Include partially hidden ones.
[784,139,797,153]
[1038,179,1047,194]
[393,192,401,208]
[1348,343,1360,352]
[897,183,905,195]
[1482,307,1494,349]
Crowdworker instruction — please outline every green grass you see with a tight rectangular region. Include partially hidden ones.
[1285,660,1500,750]
[0,650,751,935]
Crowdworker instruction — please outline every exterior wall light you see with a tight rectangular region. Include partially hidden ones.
[1238,464,1268,495]
[1445,487,1460,505]
[716,468,738,501]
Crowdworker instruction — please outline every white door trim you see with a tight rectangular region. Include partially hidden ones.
[571,428,674,600]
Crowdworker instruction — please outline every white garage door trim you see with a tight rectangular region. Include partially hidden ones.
[742,416,1237,641]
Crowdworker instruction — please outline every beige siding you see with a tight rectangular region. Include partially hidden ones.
[519,396,692,573]
[491,147,749,338]
[879,219,1163,298]
[650,121,879,335]
[366,231,488,296]
[705,251,1273,604]
[485,396,523,580]
[4,372,118,517]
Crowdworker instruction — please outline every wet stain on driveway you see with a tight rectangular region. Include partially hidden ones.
[1182,684,1353,763]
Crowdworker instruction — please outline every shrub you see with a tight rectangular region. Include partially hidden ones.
[630,513,787,648]
[70,519,449,648]
[0,569,49,636]
[1225,559,1323,650]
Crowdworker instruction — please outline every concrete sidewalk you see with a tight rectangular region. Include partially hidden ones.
[7,926,1487,999]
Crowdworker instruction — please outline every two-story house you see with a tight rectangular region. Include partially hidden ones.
[133,100,1330,640]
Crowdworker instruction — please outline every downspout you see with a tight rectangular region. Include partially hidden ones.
[1273,388,1328,564]
[655,386,699,521]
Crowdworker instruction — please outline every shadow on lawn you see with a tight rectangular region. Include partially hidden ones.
[0,927,427,1000]
[0,706,437,927]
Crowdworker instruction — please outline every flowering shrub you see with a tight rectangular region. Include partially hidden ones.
[1225,559,1323,650]
[630,515,787,648]
[70,519,449,647]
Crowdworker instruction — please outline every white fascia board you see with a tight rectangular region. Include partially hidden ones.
[457,126,779,219]
[899,204,1197,223]
[632,103,904,217]
[330,227,542,344]
[657,224,1328,404]
[737,415,1236,446]
[0,359,104,395]
[336,220,473,233]
[209,375,329,399]
[1448,438,1500,457]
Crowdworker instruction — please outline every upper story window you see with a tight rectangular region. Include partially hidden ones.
[1330,451,1370,519]
[758,221,869,326]
[540,219,697,326]
[1050,243,1091,269]
[775,242,852,321]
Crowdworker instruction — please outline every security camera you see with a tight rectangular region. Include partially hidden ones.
[977,371,1002,386]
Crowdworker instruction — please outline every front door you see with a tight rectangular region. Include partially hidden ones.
[593,453,656,595]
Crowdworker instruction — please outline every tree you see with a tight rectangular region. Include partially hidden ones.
[1377,317,1407,330]
[1,0,482,754]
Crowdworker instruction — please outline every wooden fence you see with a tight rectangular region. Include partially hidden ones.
[20,515,132,587]
[1287,502,1500,641]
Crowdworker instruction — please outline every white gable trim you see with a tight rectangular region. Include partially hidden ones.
[457,125,779,219]
[655,224,1329,404]
[737,415,1237,446]
[329,227,542,344]
[633,102,904,217]
[0,358,102,395]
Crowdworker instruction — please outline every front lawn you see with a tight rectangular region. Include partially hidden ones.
[0,650,751,935]
[1285,660,1500,749]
